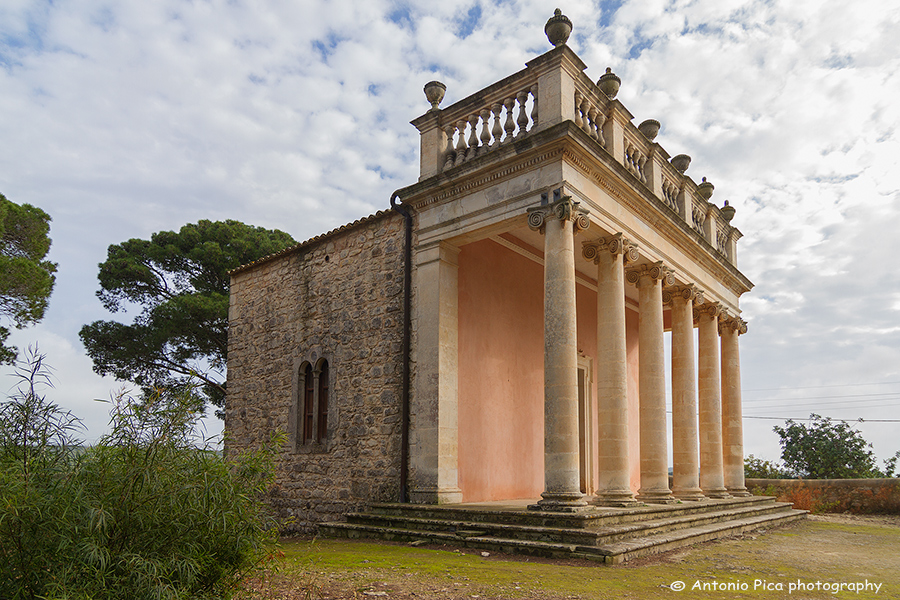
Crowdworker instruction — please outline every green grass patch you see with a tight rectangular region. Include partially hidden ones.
[243,521,900,600]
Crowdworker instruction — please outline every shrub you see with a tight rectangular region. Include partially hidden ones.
[744,454,790,479]
[0,349,281,600]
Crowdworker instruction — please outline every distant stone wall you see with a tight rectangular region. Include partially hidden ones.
[747,478,900,514]
[226,211,407,532]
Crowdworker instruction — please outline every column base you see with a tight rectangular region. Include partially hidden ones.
[592,489,639,507]
[408,487,463,505]
[672,487,706,501]
[727,487,751,497]
[528,491,590,512]
[636,488,677,504]
[702,487,732,499]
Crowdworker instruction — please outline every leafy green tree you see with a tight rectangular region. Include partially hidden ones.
[79,220,295,414]
[773,414,896,479]
[0,193,57,364]
[744,454,790,479]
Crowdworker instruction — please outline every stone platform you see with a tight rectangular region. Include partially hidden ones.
[318,496,806,564]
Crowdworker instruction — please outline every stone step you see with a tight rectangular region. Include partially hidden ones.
[345,500,796,546]
[367,495,778,528]
[320,507,808,564]
[593,509,809,564]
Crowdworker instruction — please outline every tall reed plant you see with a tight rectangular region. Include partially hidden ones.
[0,348,282,600]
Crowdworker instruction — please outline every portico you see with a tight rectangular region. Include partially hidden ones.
[399,15,753,510]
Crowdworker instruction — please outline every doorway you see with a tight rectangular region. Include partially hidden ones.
[577,355,594,495]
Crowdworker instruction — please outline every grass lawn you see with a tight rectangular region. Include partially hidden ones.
[237,514,900,599]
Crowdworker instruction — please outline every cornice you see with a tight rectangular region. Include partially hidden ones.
[559,129,754,297]
[397,122,576,211]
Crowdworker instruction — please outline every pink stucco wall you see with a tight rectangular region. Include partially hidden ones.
[458,239,544,501]
[458,238,644,501]
[626,308,641,492]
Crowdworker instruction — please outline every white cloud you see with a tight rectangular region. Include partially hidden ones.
[1,0,899,462]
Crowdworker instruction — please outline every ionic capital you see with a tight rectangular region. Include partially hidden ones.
[581,233,638,264]
[693,301,724,321]
[719,314,749,335]
[663,283,703,305]
[625,261,675,287]
[527,195,590,234]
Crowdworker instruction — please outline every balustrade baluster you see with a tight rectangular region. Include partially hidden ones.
[530,85,538,126]
[454,119,468,167]
[637,154,647,183]
[491,104,503,146]
[586,107,598,140]
[467,114,480,160]
[574,91,584,129]
[503,97,516,142]
[479,109,492,150]
[443,124,457,171]
[596,109,607,147]
[580,98,591,135]
[516,91,529,136]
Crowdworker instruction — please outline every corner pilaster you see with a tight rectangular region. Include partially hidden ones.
[409,241,462,504]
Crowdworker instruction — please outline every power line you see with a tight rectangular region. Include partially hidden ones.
[744,392,900,403]
[742,416,900,423]
[744,382,900,392]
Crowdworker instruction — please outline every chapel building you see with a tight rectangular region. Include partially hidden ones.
[226,13,753,529]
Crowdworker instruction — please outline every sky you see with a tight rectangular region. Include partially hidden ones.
[2,0,899,468]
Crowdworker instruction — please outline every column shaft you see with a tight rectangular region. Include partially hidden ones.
[593,238,635,504]
[722,321,750,496]
[698,307,729,498]
[670,290,704,500]
[635,265,674,503]
[538,214,585,508]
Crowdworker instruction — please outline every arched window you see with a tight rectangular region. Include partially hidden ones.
[303,363,315,443]
[317,360,329,443]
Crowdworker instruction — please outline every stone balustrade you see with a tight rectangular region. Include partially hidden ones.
[412,47,740,267]
[573,85,608,149]
[421,70,540,174]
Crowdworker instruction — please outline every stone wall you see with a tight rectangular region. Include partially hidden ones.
[746,478,900,514]
[226,211,407,531]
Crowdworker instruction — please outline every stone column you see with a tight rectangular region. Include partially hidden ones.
[409,241,462,504]
[583,234,638,505]
[667,285,705,500]
[697,303,730,498]
[721,316,750,496]
[527,193,590,511]
[627,262,675,503]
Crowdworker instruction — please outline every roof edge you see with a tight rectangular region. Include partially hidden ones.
[228,209,396,276]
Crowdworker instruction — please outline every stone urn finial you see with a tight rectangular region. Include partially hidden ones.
[597,67,621,99]
[545,9,573,47]
[697,177,715,200]
[721,200,735,222]
[423,81,446,112]
[671,154,691,173]
[638,119,660,141]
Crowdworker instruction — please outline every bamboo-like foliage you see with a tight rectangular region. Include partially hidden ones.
[0,349,281,600]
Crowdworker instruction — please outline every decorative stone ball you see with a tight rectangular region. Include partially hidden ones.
[671,154,691,173]
[697,177,715,200]
[638,119,661,141]
[597,67,621,99]
[545,9,573,47]
[423,81,446,111]
[721,200,736,222]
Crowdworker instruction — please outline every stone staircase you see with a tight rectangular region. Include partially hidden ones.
[319,496,806,564]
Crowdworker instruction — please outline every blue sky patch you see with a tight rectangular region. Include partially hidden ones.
[596,0,625,30]
[456,4,482,39]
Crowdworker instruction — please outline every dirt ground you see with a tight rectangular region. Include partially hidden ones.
[236,514,900,600]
